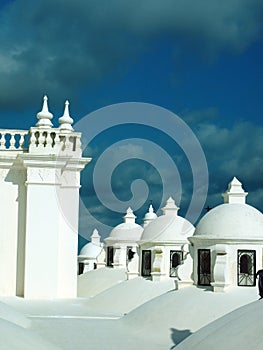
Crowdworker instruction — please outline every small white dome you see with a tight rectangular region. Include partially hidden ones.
[107,222,143,242]
[141,197,194,243]
[195,203,263,239]
[143,204,158,228]
[144,205,157,221]
[106,207,143,242]
[79,242,102,258]
[141,214,194,243]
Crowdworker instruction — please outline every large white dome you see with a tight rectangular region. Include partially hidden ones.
[140,214,194,243]
[176,300,262,350]
[195,203,263,239]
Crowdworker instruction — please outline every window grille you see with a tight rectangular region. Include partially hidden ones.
[198,249,211,285]
[141,250,151,277]
[237,250,256,286]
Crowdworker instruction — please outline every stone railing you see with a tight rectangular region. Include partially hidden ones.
[0,128,82,156]
[29,128,82,156]
[0,129,29,151]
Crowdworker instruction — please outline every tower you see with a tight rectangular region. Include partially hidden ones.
[0,96,91,298]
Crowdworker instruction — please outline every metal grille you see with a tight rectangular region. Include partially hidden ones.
[141,250,151,277]
[107,246,114,267]
[198,249,211,286]
[170,250,183,277]
[238,250,256,286]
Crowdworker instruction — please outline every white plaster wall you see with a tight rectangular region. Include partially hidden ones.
[191,241,263,288]
[0,168,19,296]
[24,184,61,299]
[57,186,79,298]
[140,243,193,282]
[15,170,27,297]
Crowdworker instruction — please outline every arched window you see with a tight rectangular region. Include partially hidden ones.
[170,251,183,277]
[238,250,256,286]
[240,254,251,274]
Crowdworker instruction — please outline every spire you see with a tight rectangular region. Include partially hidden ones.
[123,207,136,224]
[91,228,101,246]
[36,95,53,128]
[161,197,179,216]
[59,100,74,132]
[222,177,247,204]
[143,203,157,227]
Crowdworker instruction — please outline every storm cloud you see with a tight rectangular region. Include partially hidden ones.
[0,0,262,110]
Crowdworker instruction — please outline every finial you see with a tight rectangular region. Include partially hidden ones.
[161,196,179,215]
[149,203,154,213]
[222,177,247,204]
[36,95,53,128]
[59,100,74,132]
[124,207,136,223]
[91,228,101,246]
[143,203,157,227]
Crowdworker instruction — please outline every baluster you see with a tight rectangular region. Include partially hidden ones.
[29,131,37,149]
[75,136,81,152]
[38,131,45,149]
[0,133,5,149]
[45,130,53,150]
[54,132,61,152]
[9,133,16,149]
[19,133,25,150]
[64,135,72,153]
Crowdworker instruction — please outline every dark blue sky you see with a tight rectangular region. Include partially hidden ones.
[0,1,262,245]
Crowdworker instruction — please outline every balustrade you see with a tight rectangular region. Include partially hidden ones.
[29,128,82,155]
[0,130,29,150]
[0,128,82,155]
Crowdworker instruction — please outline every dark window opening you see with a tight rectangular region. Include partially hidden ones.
[198,249,211,286]
[238,250,256,286]
[107,246,114,267]
[141,250,151,277]
[127,247,135,261]
[170,250,183,277]
[78,262,84,275]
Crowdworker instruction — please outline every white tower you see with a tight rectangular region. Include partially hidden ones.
[0,96,91,298]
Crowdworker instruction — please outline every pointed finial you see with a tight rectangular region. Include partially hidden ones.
[59,100,74,132]
[123,207,136,223]
[36,95,53,128]
[91,228,101,246]
[222,177,247,204]
[161,196,179,215]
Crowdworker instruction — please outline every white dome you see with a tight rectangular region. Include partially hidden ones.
[107,222,143,242]
[0,318,59,350]
[195,203,263,239]
[106,207,143,242]
[144,211,157,221]
[176,300,262,350]
[141,214,194,243]
[79,242,102,258]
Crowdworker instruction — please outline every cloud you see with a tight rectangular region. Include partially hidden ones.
[192,119,263,209]
[0,0,262,110]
